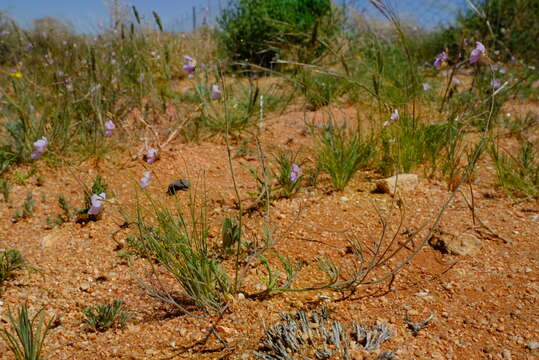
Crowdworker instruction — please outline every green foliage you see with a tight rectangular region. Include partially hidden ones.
[0,249,32,288]
[491,140,539,198]
[83,300,129,332]
[83,175,108,211]
[271,151,302,198]
[316,123,374,190]
[46,194,77,227]
[0,178,9,202]
[379,118,461,177]
[221,216,241,256]
[302,72,351,109]
[217,0,340,66]
[0,303,53,360]
[133,200,230,311]
[417,0,539,64]
[13,191,35,220]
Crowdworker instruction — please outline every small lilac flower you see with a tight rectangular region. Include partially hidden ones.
[290,164,300,182]
[211,84,221,99]
[469,42,486,64]
[383,109,399,127]
[183,55,196,74]
[490,78,501,89]
[140,171,151,189]
[434,51,448,69]
[26,43,33,51]
[88,192,106,215]
[64,78,73,92]
[104,120,115,137]
[422,83,430,91]
[146,148,158,164]
[31,136,48,159]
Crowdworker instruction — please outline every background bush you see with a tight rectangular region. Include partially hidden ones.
[417,0,539,64]
[217,0,341,67]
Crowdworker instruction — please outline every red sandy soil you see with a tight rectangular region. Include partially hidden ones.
[0,101,538,360]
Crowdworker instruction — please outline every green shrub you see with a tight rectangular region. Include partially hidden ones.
[491,140,539,198]
[0,303,53,360]
[316,123,374,190]
[83,300,129,332]
[217,0,341,67]
[418,0,539,64]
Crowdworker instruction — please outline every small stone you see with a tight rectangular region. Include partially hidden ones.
[79,283,92,292]
[376,174,418,195]
[237,293,245,301]
[414,291,428,297]
[526,341,539,350]
[502,349,512,360]
[429,229,481,256]
[340,196,349,202]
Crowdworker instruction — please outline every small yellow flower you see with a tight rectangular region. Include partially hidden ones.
[9,71,22,78]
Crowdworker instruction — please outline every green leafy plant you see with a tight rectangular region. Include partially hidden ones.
[0,178,9,202]
[46,194,77,227]
[316,123,374,190]
[13,191,35,221]
[491,140,539,198]
[0,249,35,288]
[83,300,129,332]
[221,216,241,256]
[217,0,340,66]
[271,151,302,198]
[132,198,230,312]
[0,303,53,360]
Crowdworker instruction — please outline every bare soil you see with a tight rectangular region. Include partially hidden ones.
[1,101,538,360]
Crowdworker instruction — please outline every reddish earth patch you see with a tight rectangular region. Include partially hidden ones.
[1,103,538,360]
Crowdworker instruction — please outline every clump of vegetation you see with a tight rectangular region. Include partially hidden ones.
[217,0,341,67]
[45,194,77,228]
[12,191,35,221]
[221,216,241,256]
[254,309,395,359]
[83,300,129,332]
[0,248,34,289]
[0,303,54,360]
[418,0,539,64]
[132,199,230,311]
[316,123,374,191]
[491,140,539,198]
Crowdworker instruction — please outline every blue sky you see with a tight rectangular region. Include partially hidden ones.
[0,0,225,32]
[1,0,469,33]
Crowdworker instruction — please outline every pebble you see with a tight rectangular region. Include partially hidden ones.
[502,349,512,360]
[340,196,349,202]
[414,291,429,297]
[526,341,539,350]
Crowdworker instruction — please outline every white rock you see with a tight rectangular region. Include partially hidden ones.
[376,174,418,195]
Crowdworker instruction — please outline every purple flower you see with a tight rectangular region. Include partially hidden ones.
[434,51,448,69]
[422,83,430,91]
[383,109,399,127]
[31,136,48,159]
[469,42,486,64]
[26,43,33,51]
[88,192,106,215]
[104,120,115,137]
[490,78,501,90]
[290,163,300,182]
[211,84,221,99]
[140,171,151,189]
[183,55,196,74]
[146,148,158,164]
